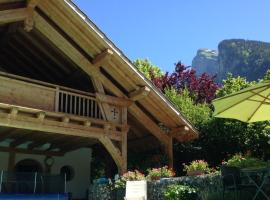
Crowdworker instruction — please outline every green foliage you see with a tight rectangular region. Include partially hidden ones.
[164,184,198,200]
[147,166,175,179]
[263,69,270,80]
[165,88,211,127]
[133,58,163,79]
[216,73,255,98]
[222,154,270,168]
[183,160,211,173]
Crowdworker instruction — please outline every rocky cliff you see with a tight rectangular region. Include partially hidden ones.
[192,49,218,76]
[192,39,270,82]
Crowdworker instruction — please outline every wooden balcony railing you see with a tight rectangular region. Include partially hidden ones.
[0,72,104,120]
[0,71,132,124]
[56,89,103,120]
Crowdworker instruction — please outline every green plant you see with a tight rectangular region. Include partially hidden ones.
[114,170,145,188]
[164,184,198,200]
[147,166,175,179]
[222,154,270,169]
[183,160,211,173]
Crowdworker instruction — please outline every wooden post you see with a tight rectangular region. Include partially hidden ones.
[8,151,16,172]
[121,127,129,174]
[55,87,60,112]
[166,136,173,169]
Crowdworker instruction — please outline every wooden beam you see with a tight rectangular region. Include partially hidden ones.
[169,126,190,138]
[0,146,63,156]
[0,129,19,142]
[27,0,40,9]
[96,93,133,107]
[0,111,122,141]
[92,78,110,120]
[166,136,173,169]
[129,86,150,101]
[129,104,170,146]
[24,0,41,31]
[0,8,27,24]
[92,49,113,68]
[9,131,34,148]
[99,136,124,174]
[33,12,169,146]
[28,134,65,150]
[7,151,15,172]
[121,127,129,173]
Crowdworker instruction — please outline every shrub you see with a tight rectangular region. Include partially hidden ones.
[222,154,270,168]
[164,184,198,200]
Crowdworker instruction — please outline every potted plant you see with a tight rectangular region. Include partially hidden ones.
[114,170,146,200]
[147,166,175,181]
[183,160,210,176]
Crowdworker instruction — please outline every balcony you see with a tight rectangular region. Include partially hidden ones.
[0,72,129,144]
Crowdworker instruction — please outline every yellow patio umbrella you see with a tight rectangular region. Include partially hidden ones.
[213,81,270,123]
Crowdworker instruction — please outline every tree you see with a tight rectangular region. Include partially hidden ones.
[165,88,211,127]
[133,59,163,79]
[150,62,219,104]
[216,73,255,98]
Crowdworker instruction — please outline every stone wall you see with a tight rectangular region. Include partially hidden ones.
[88,174,221,200]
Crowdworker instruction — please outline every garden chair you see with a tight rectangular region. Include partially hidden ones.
[221,166,255,200]
[125,180,147,200]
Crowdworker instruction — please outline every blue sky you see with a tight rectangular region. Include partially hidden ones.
[73,0,270,72]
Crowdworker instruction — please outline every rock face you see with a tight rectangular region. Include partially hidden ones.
[218,39,270,82]
[192,39,270,82]
[192,49,219,76]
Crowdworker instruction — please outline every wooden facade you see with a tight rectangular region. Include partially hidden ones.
[0,0,198,175]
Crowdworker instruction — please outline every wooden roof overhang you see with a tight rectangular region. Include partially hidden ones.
[0,0,198,155]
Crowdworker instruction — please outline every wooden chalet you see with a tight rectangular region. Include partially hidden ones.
[0,0,198,199]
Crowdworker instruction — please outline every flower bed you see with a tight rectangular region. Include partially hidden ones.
[88,173,221,200]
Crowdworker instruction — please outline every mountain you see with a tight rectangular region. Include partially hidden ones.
[192,39,270,82]
[192,49,218,76]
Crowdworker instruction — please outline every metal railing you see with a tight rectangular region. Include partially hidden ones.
[0,171,66,194]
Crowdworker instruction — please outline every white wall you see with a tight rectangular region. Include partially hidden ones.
[0,148,92,199]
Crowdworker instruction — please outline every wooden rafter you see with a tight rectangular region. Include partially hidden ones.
[0,8,27,24]
[96,93,133,107]
[33,12,169,144]
[92,49,113,68]
[169,126,190,138]
[9,131,35,148]
[0,146,63,156]
[32,11,173,171]
[129,86,150,101]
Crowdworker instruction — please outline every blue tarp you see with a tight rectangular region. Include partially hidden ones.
[0,194,68,200]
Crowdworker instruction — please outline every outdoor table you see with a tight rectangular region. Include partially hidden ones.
[241,167,270,200]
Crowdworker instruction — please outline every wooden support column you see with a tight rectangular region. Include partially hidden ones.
[8,151,16,172]
[165,136,173,169]
[121,125,129,174]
